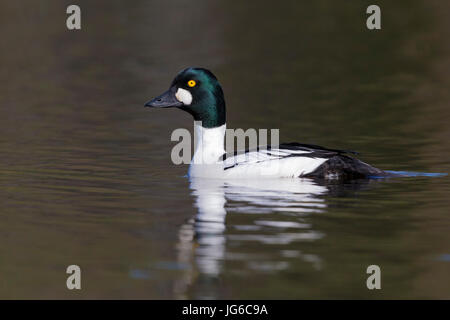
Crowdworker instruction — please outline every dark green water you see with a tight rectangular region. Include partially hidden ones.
[0,1,449,299]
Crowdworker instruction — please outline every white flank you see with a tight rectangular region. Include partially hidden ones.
[223,154,327,178]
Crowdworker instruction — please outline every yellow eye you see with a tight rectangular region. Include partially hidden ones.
[187,80,196,87]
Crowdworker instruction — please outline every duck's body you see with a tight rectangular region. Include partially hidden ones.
[145,67,392,180]
[187,122,388,179]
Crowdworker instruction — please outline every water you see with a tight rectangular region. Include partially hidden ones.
[1,1,450,299]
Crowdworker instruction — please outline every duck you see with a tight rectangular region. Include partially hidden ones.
[144,67,394,180]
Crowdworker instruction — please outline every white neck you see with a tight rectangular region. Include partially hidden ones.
[191,121,226,165]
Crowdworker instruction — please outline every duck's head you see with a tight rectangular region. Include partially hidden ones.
[145,67,226,128]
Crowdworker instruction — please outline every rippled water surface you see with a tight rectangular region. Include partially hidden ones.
[1,1,449,299]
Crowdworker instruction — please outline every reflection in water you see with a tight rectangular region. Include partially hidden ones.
[175,178,332,299]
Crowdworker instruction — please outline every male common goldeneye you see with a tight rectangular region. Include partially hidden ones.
[144,67,393,179]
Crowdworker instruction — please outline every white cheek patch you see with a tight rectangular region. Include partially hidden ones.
[175,88,193,105]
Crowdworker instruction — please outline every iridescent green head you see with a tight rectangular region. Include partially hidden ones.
[145,67,226,128]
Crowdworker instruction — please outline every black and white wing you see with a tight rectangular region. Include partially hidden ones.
[222,142,388,179]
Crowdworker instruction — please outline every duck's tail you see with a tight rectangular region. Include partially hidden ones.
[303,155,391,179]
[303,155,447,180]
